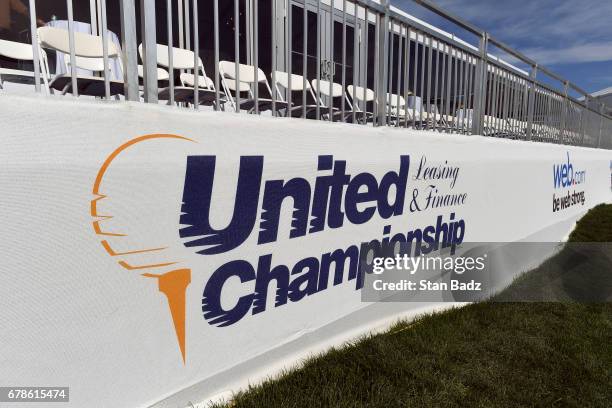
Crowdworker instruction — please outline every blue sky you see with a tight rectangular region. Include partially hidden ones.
[395,0,612,94]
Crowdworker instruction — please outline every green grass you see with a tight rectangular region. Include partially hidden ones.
[217,205,612,408]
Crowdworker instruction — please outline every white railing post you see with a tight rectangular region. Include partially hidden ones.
[139,0,158,103]
[471,32,488,136]
[376,0,390,127]
[119,0,140,101]
[525,64,537,140]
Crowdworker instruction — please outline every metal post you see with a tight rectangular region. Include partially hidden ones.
[119,0,139,101]
[166,0,175,106]
[471,32,488,135]
[214,0,220,108]
[341,0,347,121]
[193,0,199,109]
[286,0,291,117]
[580,96,587,145]
[140,0,158,103]
[316,0,321,120]
[254,0,259,114]
[271,0,277,116]
[28,0,41,93]
[597,104,604,148]
[66,0,78,97]
[377,1,390,126]
[559,80,569,143]
[363,8,370,125]
[89,0,98,35]
[234,0,240,112]
[100,0,110,99]
[303,1,308,119]
[524,66,536,139]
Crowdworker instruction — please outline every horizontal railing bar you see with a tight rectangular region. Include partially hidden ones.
[412,0,483,36]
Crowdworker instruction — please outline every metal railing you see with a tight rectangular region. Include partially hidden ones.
[6,0,611,148]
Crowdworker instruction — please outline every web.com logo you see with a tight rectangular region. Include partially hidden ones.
[553,152,585,189]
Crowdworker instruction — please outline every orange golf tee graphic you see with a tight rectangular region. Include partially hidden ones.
[91,134,195,363]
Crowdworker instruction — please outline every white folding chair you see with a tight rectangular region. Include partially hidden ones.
[219,61,288,113]
[406,95,445,126]
[346,85,375,123]
[310,79,348,121]
[137,64,170,82]
[0,38,50,93]
[138,43,224,107]
[385,92,414,125]
[273,70,321,117]
[37,26,124,97]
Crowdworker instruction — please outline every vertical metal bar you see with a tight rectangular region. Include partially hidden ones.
[419,32,425,129]
[508,74,515,136]
[387,22,394,123]
[316,0,321,120]
[560,80,569,142]
[465,55,473,134]
[526,65,536,139]
[286,0,292,117]
[463,52,470,133]
[178,0,184,49]
[66,0,78,97]
[403,26,410,128]
[90,0,98,35]
[500,71,508,136]
[580,98,587,145]
[493,67,500,134]
[426,35,432,131]
[167,0,175,106]
[95,0,102,35]
[100,0,110,100]
[352,2,358,123]
[185,0,191,50]
[499,70,505,135]
[457,51,465,133]
[377,2,390,126]
[271,0,277,116]
[444,44,451,133]
[432,39,440,132]
[546,90,552,141]
[28,0,41,93]
[193,0,199,109]
[484,68,492,134]
[538,87,546,140]
[597,104,604,148]
[303,1,308,119]
[140,0,158,103]
[341,0,347,121]
[328,0,334,121]
[214,0,220,109]
[362,8,369,125]
[412,30,418,129]
[340,0,344,121]
[452,48,459,132]
[439,42,446,130]
[254,0,259,114]
[471,33,488,135]
[234,0,240,112]
[119,0,139,101]
[395,26,402,128]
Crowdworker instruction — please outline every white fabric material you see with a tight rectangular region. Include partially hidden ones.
[0,94,610,408]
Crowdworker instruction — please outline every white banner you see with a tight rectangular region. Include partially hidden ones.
[1,95,611,407]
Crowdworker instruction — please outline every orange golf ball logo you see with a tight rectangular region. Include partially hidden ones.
[91,134,195,363]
